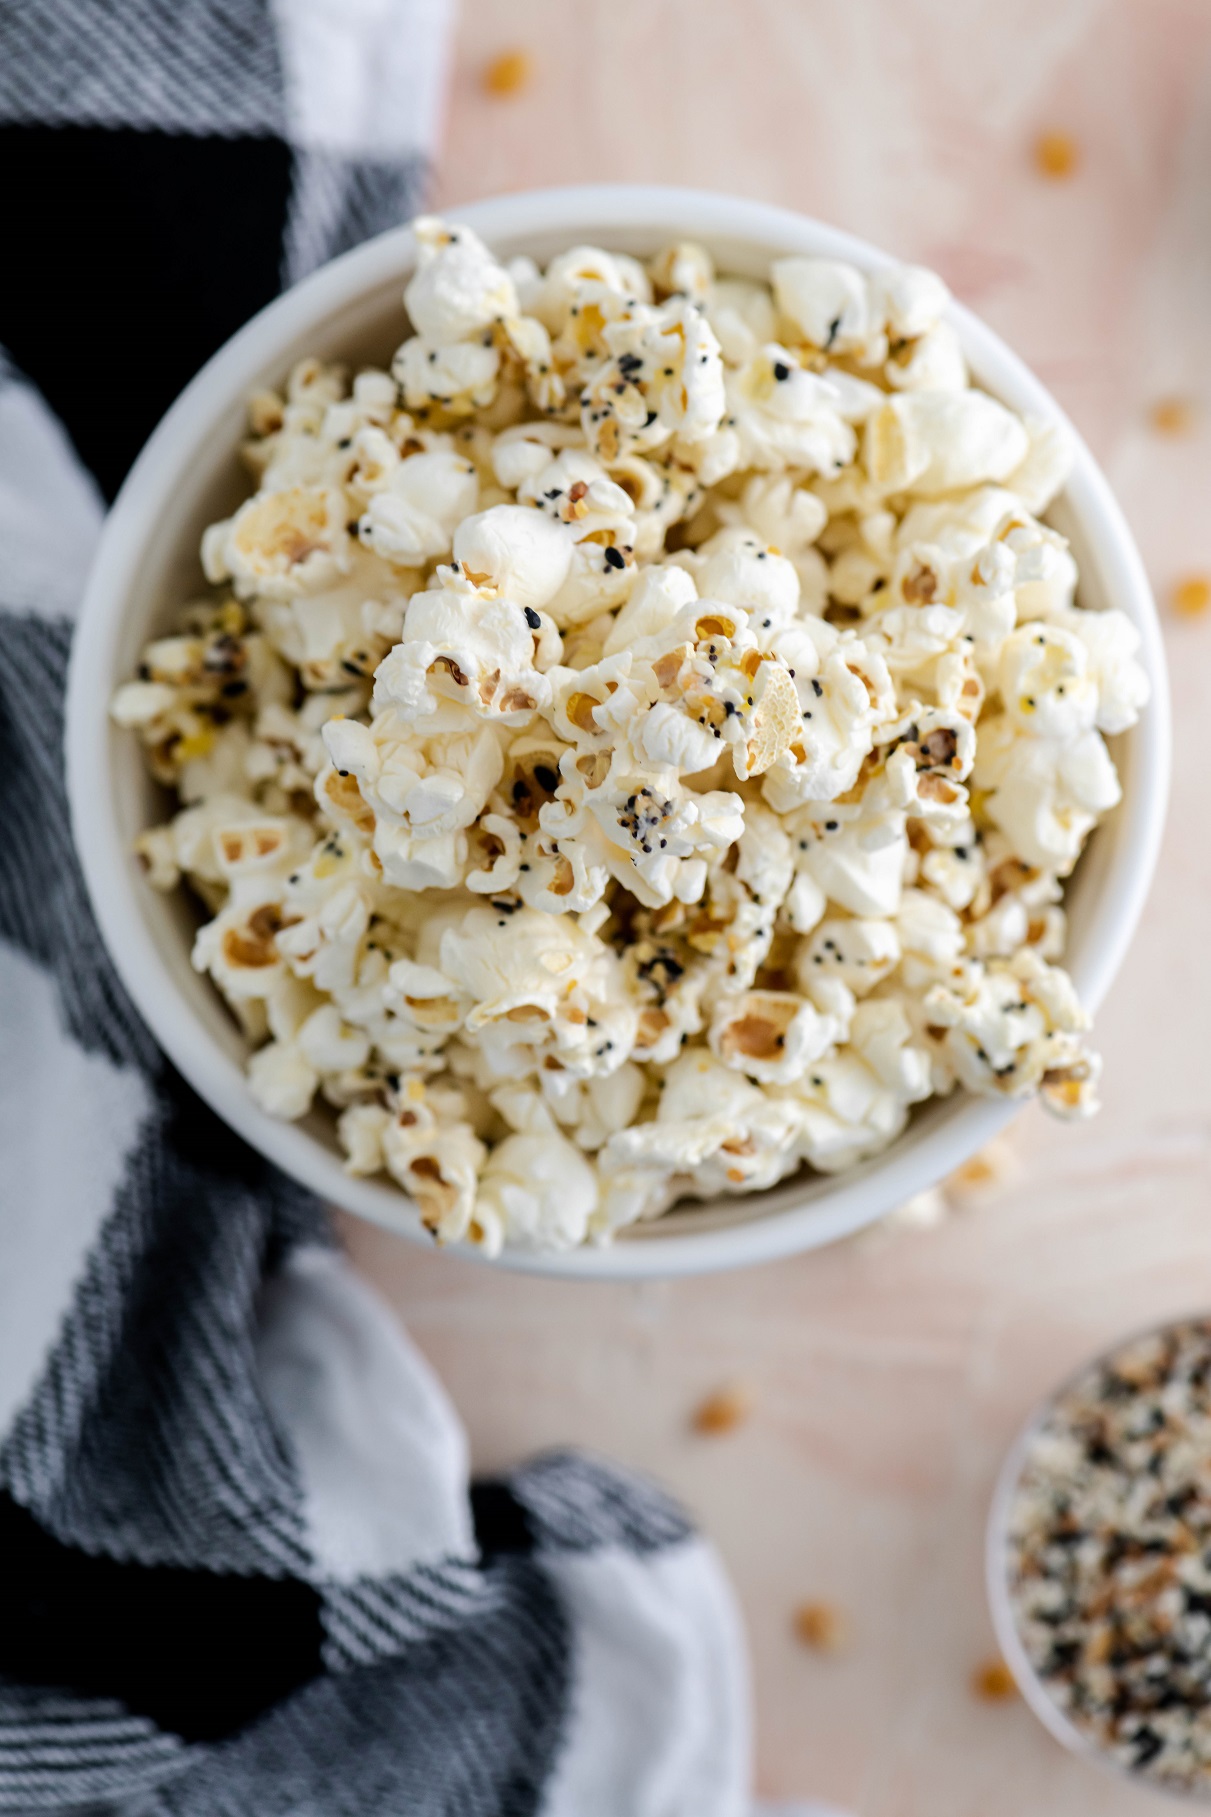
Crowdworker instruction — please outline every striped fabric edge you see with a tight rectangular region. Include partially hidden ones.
[0,614,159,1075]
[319,1556,501,1671]
[0,1104,318,1579]
[281,147,428,287]
[0,0,287,140]
[506,1449,695,1557]
[0,1689,185,1811]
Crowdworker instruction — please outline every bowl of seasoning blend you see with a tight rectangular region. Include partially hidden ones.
[989,1317,1211,1800]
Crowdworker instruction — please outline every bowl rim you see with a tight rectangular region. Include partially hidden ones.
[65,182,1172,1280]
[985,1311,1211,1803]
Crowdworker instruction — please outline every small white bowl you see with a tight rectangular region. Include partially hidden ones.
[66,184,1171,1280]
[987,1316,1211,1803]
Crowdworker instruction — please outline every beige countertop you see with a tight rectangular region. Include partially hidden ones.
[341,3,1211,1807]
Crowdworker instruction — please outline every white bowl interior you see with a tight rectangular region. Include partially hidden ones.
[67,187,1171,1279]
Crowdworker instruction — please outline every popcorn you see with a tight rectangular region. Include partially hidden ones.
[773,258,874,356]
[672,525,802,629]
[450,503,572,610]
[371,572,553,730]
[114,220,1143,1252]
[202,486,352,600]
[404,218,518,344]
[918,947,1096,1108]
[709,988,842,1085]
[474,1131,600,1253]
[356,449,480,567]
[600,1050,804,1204]
[974,715,1121,873]
[576,294,726,462]
[725,346,856,474]
[705,276,777,365]
[319,715,504,890]
[790,999,932,1172]
[865,392,1030,497]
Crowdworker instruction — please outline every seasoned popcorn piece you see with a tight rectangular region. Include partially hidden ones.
[704,276,777,366]
[1049,607,1150,734]
[405,218,519,344]
[603,562,698,655]
[786,1001,931,1174]
[528,243,652,335]
[577,293,726,463]
[191,811,315,1002]
[391,904,638,1086]
[772,258,875,356]
[450,502,573,612]
[396,220,567,419]
[724,345,856,475]
[386,1112,487,1244]
[918,946,1096,1104]
[709,988,842,1086]
[250,547,417,690]
[672,525,802,629]
[539,749,744,911]
[649,240,715,305]
[796,916,901,997]
[716,473,828,606]
[762,621,897,813]
[518,453,640,627]
[371,571,553,732]
[884,320,967,394]
[600,1050,804,1201]
[1003,414,1072,513]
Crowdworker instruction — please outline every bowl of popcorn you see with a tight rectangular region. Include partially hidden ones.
[67,186,1169,1276]
[989,1318,1211,1800]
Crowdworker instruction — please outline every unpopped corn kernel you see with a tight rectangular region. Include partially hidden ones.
[793,1601,850,1655]
[693,1383,754,1435]
[1149,396,1198,437]
[1033,131,1079,180]
[1173,574,1211,617]
[972,1658,1018,1701]
[483,49,533,96]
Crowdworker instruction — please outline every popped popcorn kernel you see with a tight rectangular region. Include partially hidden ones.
[1172,573,1211,617]
[482,48,533,96]
[1033,131,1079,180]
[972,1657,1018,1701]
[111,216,1144,1253]
[793,1601,850,1655]
[693,1383,754,1435]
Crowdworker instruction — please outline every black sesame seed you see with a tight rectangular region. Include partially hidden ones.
[524,606,541,628]
[773,361,790,381]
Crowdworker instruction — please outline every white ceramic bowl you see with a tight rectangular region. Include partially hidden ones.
[66,184,1171,1280]
[986,1316,1209,1803]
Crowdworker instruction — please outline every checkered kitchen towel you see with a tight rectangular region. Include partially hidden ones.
[0,5,837,1815]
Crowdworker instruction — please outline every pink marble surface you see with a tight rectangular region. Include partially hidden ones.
[341,3,1211,1808]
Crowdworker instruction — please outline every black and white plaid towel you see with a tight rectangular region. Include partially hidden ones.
[0,6,844,1813]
